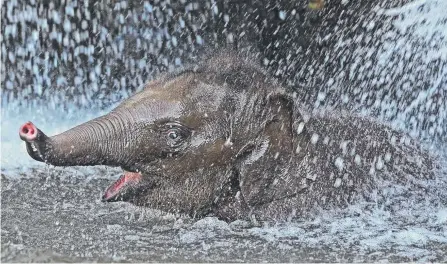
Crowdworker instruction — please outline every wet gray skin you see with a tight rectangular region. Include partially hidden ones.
[19,53,437,222]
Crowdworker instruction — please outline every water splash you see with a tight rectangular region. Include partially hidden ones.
[1,0,447,262]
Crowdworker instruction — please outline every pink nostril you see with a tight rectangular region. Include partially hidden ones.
[20,122,37,139]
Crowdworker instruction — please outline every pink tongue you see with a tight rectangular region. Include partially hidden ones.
[102,171,142,201]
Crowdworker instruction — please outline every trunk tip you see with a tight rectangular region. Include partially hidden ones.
[19,121,38,141]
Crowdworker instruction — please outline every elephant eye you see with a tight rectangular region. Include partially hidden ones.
[167,129,179,140]
[163,123,191,148]
[166,128,182,147]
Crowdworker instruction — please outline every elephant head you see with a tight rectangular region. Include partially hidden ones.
[19,54,297,218]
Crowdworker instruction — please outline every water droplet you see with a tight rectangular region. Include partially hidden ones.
[334,178,342,188]
[311,133,319,144]
[334,157,344,171]
[297,122,305,134]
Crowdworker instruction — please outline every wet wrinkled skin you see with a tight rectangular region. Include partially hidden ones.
[19,53,437,222]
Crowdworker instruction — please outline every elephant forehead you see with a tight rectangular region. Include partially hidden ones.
[125,100,183,123]
[117,75,194,109]
[115,73,228,126]
[119,94,219,128]
[118,74,225,109]
[185,82,226,112]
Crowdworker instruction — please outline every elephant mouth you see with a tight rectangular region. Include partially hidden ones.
[25,141,45,162]
[102,171,143,202]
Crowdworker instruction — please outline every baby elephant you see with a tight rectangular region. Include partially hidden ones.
[19,54,436,221]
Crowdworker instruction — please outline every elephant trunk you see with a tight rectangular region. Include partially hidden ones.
[19,113,132,167]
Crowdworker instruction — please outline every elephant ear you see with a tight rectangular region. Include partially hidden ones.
[265,91,311,152]
[234,90,309,208]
